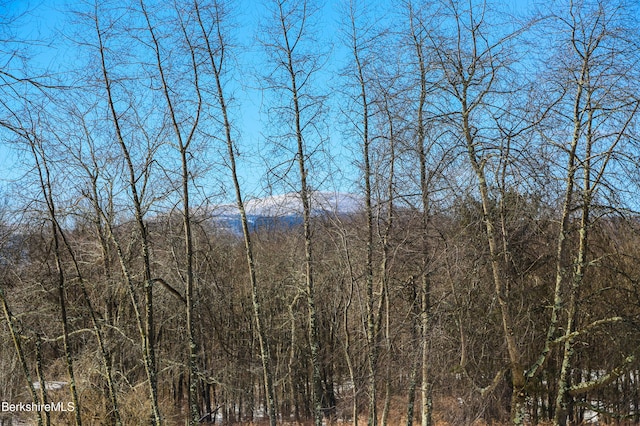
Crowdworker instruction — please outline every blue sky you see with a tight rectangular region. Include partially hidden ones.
[1,0,538,205]
[1,0,355,201]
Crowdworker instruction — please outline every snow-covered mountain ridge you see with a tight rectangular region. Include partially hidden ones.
[210,191,362,234]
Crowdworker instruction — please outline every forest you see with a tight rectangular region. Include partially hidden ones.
[1,0,640,425]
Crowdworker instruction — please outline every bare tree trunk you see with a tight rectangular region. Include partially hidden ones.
[49,127,123,425]
[27,136,82,426]
[464,109,526,423]
[336,225,359,425]
[406,279,420,426]
[35,336,51,426]
[0,287,44,426]
[138,2,203,421]
[264,1,325,423]
[406,4,434,424]
[550,4,640,416]
[378,90,396,426]
[427,2,528,420]
[192,2,277,423]
[94,9,161,422]
[342,3,378,422]
[552,90,589,426]
[288,296,302,424]
[79,160,122,426]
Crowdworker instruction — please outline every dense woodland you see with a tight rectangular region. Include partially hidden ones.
[2,0,640,425]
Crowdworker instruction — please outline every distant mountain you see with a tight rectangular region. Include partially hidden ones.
[244,191,362,216]
[210,191,362,234]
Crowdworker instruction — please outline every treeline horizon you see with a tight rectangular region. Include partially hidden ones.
[1,0,640,425]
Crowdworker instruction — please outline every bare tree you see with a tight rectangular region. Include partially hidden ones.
[340,1,382,423]
[422,1,535,422]
[91,4,163,422]
[136,1,203,421]
[0,282,44,426]
[534,1,640,424]
[260,1,330,423]
[27,129,83,426]
[192,0,278,424]
[402,3,444,424]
